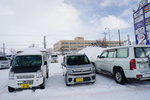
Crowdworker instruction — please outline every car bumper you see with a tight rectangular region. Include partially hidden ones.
[124,70,150,80]
[8,77,44,89]
[0,64,9,69]
[66,73,96,85]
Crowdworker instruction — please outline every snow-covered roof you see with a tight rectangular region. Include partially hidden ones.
[16,48,47,56]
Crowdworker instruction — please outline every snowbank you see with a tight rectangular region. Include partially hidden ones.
[78,47,105,61]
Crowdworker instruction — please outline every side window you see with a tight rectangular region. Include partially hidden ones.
[108,50,116,58]
[100,51,108,58]
[117,48,128,58]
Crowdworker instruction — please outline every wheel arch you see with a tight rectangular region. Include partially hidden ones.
[113,66,124,75]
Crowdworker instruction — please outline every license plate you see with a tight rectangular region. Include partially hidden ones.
[76,78,84,82]
[21,84,30,88]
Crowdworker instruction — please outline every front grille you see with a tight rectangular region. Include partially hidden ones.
[84,77,91,81]
[1,62,9,64]
[73,69,91,73]
[17,75,34,79]
[71,72,92,76]
[17,80,33,85]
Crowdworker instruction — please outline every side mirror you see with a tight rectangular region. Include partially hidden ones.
[61,62,66,67]
[147,54,150,59]
[44,61,47,65]
[97,55,105,58]
[97,55,101,58]
[10,60,13,66]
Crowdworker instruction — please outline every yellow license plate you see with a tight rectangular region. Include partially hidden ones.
[21,84,30,88]
[76,78,84,82]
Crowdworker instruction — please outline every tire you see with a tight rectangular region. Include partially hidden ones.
[114,69,126,84]
[40,78,45,89]
[8,86,15,92]
[65,75,70,86]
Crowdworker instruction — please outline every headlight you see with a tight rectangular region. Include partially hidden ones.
[67,69,73,74]
[36,70,43,78]
[91,67,95,72]
[9,71,15,79]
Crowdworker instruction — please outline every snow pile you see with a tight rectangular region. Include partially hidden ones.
[16,47,48,55]
[78,47,105,61]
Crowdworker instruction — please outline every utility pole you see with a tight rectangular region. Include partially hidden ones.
[105,28,110,47]
[3,43,5,56]
[118,30,121,46]
[44,36,46,49]
[127,35,131,45]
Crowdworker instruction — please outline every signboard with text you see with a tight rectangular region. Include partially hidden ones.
[134,2,150,45]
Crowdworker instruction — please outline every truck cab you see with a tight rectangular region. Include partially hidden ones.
[8,48,49,92]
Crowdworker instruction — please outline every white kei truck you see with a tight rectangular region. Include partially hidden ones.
[8,48,49,92]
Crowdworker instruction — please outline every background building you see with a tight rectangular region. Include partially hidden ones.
[53,37,124,53]
[54,37,95,53]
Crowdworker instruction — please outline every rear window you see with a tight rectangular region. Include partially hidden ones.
[66,55,90,65]
[134,47,150,58]
[0,57,8,60]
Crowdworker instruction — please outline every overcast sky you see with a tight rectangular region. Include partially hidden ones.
[0,0,140,53]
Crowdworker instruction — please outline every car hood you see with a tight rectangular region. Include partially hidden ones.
[10,66,41,73]
[66,63,93,69]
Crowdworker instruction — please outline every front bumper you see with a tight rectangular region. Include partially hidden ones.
[0,64,9,69]
[66,73,96,85]
[8,77,44,89]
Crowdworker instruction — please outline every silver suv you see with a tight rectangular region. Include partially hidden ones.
[62,54,96,86]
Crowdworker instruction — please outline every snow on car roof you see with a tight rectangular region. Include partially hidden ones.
[66,53,85,56]
[16,48,47,55]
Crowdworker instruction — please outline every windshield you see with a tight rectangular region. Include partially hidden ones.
[67,55,90,65]
[12,55,42,68]
[134,47,150,58]
[0,57,8,60]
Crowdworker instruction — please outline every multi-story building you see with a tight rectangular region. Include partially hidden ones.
[53,37,124,52]
[54,37,95,52]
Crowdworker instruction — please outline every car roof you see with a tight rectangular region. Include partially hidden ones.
[17,52,43,56]
[16,48,47,56]
[103,45,150,50]
[65,53,86,57]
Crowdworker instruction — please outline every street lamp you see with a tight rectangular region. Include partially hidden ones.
[105,28,110,47]
[103,32,107,42]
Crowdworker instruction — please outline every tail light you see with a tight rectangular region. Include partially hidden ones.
[130,59,136,70]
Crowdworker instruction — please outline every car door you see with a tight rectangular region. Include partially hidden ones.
[134,47,150,73]
[105,49,117,73]
[95,50,108,72]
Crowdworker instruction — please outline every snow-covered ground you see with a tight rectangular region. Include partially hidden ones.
[1,54,150,100]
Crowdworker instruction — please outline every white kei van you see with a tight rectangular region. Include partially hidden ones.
[8,48,49,92]
[94,45,150,84]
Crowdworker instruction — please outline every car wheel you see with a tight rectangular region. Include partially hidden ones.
[114,69,126,84]
[40,78,45,89]
[8,86,15,92]
[65,75,70,86]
